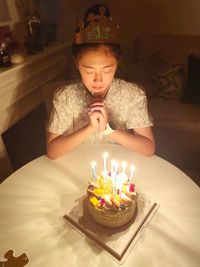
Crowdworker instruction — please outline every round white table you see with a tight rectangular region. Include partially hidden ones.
[0,144,200,267]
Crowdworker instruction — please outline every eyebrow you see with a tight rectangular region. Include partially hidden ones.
[82,64,114,69]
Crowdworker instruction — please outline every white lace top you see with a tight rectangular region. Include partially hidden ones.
[47,78,153,144]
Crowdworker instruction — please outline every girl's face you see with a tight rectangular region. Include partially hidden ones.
[77,46,118,98]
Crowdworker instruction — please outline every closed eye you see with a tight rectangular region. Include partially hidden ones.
[82,64,114,74]
[103,67,113,73]
[86,70,95,74]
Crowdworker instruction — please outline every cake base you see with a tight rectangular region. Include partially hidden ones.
[62,191,159,263]
[87,197,137,228]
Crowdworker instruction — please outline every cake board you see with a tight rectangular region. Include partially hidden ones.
[62,191,159,264]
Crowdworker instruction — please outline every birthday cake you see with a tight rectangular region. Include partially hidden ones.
[87,159,137,228]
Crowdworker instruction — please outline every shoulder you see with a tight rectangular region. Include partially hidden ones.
[53,80,83,102]
[112,78,146,100]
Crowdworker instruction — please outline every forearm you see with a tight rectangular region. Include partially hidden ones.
[47,125,94,160]
[109,129,155,157]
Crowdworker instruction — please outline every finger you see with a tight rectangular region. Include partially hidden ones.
[98,112,107,123]
[97,113,107,131]
[90,104,107,118]
[88,107,107,120]
[87,109,102,116]
[88,99,104,106]
[88,102,105,110]
[87,104,104,112]
[88,102,107,111]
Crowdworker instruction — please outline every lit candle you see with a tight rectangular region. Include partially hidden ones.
[111,160,115,193]
[119,183,122,200]
[103,170,107,183]
[91,161,96,180]
[103,152,108,174]
[111,159,115,178]
[115,161,119,195]
[116,173,124,200]
[115,161,119,176]
[129,165,135,189]
[122,161,127,175]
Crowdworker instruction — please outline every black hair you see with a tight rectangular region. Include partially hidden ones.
[72,43,121,65]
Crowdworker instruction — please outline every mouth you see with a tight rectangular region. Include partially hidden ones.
[92,86,103,90]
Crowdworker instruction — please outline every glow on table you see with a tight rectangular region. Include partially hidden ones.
[0,144,200,267]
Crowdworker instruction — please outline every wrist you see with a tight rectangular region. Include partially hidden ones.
[87,123,97,133]
[103,121,116,135]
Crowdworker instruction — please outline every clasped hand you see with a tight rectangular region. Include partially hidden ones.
[87,99,108,131]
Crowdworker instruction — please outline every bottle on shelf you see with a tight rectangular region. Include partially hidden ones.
[24,15,43,55]
[0,41,12,68]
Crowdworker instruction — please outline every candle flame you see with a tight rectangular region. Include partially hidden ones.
[103,152,108,158]
[91,161,96,168]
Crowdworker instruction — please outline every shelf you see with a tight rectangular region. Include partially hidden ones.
[0,41,71,181]
[0,42,71,133]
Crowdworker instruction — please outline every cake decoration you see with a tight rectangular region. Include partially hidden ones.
[87,153,137,228]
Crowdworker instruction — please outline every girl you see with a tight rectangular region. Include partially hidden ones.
[46,4,155,159]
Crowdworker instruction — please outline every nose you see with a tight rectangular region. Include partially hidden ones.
[94,71,103,83]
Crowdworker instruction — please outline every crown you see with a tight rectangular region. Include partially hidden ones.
[75,6,120,44]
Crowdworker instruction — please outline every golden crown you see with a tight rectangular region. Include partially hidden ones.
[75,6,120,44]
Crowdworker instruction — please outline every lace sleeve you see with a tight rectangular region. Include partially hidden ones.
[125,84,153,129]
[47,86,74,135]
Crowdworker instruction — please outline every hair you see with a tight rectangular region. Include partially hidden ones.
[72,43,121,65]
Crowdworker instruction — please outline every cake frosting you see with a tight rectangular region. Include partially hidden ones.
[87,172,137,228]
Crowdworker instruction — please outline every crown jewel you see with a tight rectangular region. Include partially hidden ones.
[75,6,120,44]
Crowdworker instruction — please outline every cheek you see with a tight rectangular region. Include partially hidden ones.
[82,74,92,82]
[80,74,93,87]
[105,71,116,82]
[79,71,89,82]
